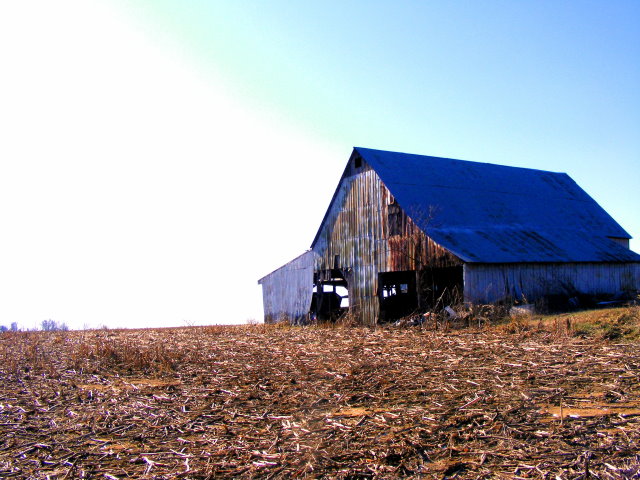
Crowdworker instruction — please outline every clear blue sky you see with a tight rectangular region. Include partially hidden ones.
[1,1,638,328]
[130,0,639,240]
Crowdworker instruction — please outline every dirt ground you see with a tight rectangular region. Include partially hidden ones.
[1,315,639,479]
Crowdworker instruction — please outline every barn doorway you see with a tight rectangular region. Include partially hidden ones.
[378,271,418,321]
[311,269,349,321]
[419,266,463,308]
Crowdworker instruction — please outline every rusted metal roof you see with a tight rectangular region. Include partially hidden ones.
[314,148,639,263]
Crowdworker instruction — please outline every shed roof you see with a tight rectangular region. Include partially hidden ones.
[257,250,316,284]
[313,148,639,263]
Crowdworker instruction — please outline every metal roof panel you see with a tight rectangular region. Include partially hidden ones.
[348,148,638,263]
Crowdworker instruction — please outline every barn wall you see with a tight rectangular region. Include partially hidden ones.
[464,262,640,304]
[313,160,460,324]
[258,251,315,323]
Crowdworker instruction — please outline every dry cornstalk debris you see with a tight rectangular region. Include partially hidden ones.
[0,314,639,479]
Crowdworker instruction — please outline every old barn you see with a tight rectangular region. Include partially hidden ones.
[259,148,640,325]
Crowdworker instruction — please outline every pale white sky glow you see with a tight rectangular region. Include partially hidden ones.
[1,1,638,329]
[0,1,340,328]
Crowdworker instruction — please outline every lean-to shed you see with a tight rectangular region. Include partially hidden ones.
[258,251,316,324]
[259,148,640,324]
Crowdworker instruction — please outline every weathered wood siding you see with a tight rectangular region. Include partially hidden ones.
[258,251,315,323]
[464,262,640,304]
[313,160,460,324]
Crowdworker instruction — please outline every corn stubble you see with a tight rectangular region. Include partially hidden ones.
[0,310,639,479]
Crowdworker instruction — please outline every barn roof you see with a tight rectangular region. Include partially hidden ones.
[312,147,639,263]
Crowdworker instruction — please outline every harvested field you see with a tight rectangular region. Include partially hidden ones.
[1,310,639,479]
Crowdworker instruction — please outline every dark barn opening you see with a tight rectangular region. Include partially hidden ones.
[378,271,418,321]
[419,266,463,308]
[311,269,349,321]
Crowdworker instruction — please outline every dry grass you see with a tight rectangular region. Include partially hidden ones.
[496,306,640,341]
[0,308,638,479]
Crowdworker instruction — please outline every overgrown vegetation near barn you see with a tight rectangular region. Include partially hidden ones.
[1,307,639,478]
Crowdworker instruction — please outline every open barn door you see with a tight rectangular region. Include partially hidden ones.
[378,271,418,321]
[312,268,349,321]
[419,266,463,308]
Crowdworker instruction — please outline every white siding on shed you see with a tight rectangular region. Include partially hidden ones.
[258,251,316,323]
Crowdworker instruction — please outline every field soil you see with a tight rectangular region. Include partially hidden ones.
[1,309,639,479]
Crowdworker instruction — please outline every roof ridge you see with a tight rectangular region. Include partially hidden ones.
[355,146,566,175]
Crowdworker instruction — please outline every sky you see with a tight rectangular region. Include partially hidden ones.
[1,1,638,329]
